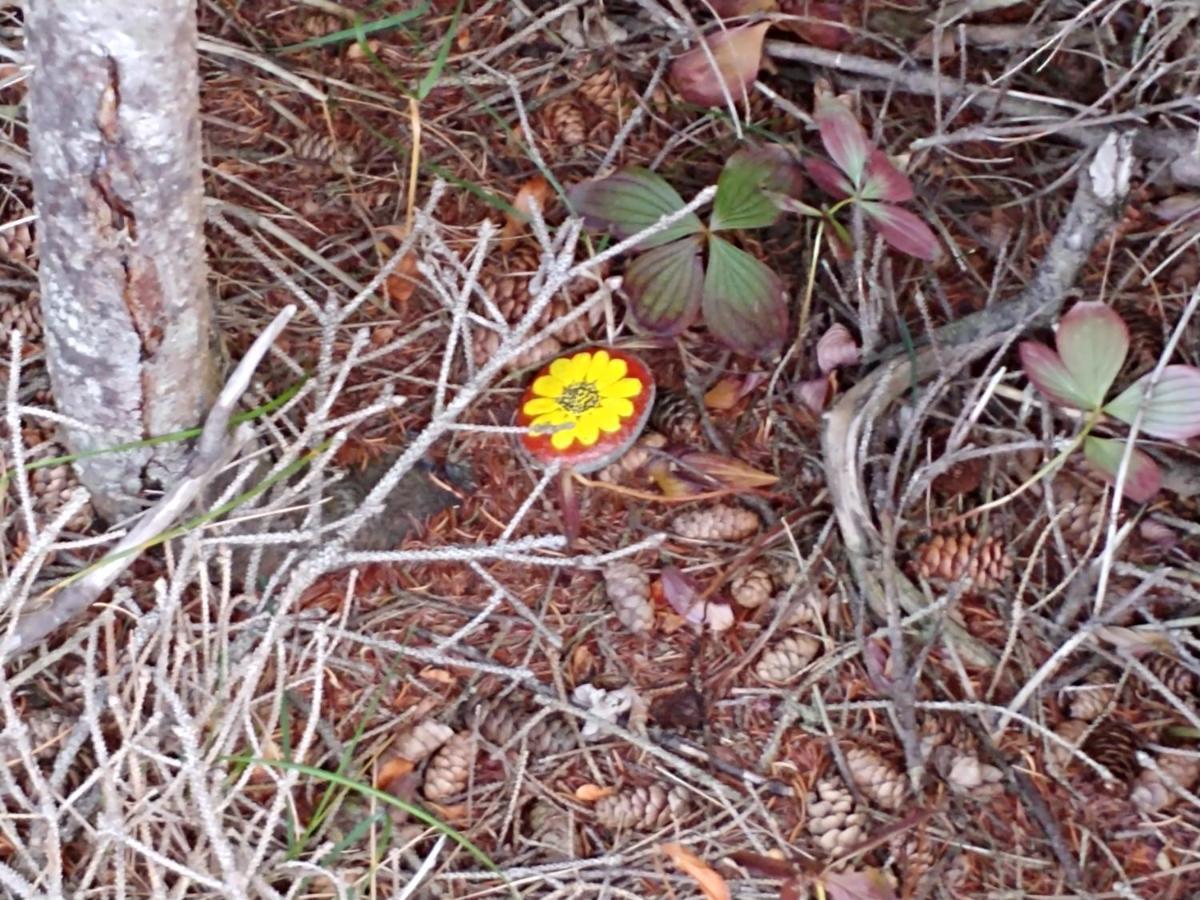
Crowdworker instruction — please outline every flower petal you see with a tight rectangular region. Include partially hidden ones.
[596,356,628,387]
[523,396,561,416]
[608,377,644,399]
[594,406,623,432]
[551,426,578,450]
[549,357,574,382]
[601,396,635,418]
[530,409,570,430]
[586,349,613,384]
[568,352,592,383]
[573,415,601,446]
[532,374,563,397]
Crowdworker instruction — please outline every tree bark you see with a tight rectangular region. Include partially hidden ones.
[26,0,219,520]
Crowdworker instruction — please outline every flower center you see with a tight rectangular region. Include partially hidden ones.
[559,381,600,414]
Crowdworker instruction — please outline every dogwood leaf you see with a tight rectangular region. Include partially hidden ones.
[813,86,870,188]
[859,149,914,203]
[1055,302,1129,409]
[702,235,788,357]
[1102,365,1200,440]
[1083,436,1161,502]
[623,237,705,335]
[569,168,703,250]
[805,157,854,200]
[860,201,939,260]
[711,146,800,231]
[1018,341,1092,410]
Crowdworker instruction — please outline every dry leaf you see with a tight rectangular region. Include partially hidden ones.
[648,459,703,498]
[670,23,770,107]
[661,843,731,900]
[679,451,778,490]
[704,376,743,411]
[504,175,553,237]
[375,757,416,790]
[575,783,616,802]
[816,323,860,373]
[418,666,455,685]
[822,867,898,900]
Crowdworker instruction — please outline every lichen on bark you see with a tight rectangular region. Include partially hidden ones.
[26,0,219,520]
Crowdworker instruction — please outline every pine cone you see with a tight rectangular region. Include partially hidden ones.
[422,732,476,803]
[0,291,42,342]
[806,777,867,854]
[593,783,690,831]
[915,529,1012,589]
[478,702,576,755]
[526,801,576,858]
[1047,718,1090,772]
[596,432,666,484]
[291,132,356,172]
[649,389,701,444]
[932,745,1004,797]
[845,746,906,810]
[1046,476,1112,555]
[577,69,626,115]
[1131,750,1200,813]
[755,634,821,684]
[671,504,759,541]
[779,589,829,628]
[603,560,653,634]
[1081,720,1140,792]
[0,223,34,266]
[472,242,602,368]
[25,446,94,532]
[918,714,975,757]
[1062,669,1117,722]
[1142,654,1198,698]
[891,833,937,892]
[731,566,774,609]
[541,99,587,149]
[301,12,343,37]
[394,720,454,763]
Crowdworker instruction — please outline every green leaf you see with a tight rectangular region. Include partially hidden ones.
[1018,341,1091,410]
[569,168,704,250]
[701,236,788,357]
[1055,301,1129,408]
[1082,436,1161,503]
[624,238,705,335]
[710,146,796,231]
[1102,365,1200,440]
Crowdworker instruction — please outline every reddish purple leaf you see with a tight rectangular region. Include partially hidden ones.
[778,1,850,50]
[1083,436,1162,503]
[1018,341,1091,410]
[860,201,939,260]
[813,86,871,187]
[860,149,914,203]
[660,566,734,631]
[1151,192,1200,223]
[623,238,705,336]
[1055,301,1128,409]
[796,375,832,413]
[670,23,770,108]
[1102,365,1200,440]
[804,158,854,199]
[569,168,702,249]
[816,322,860,373]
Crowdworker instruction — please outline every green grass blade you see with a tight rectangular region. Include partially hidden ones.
[275,5,430,54]
[221,755,504,877]
[416,0,464,101]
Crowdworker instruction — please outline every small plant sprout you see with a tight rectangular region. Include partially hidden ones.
[1019,301,1200,502]
[785,83,940,261]
[569,146,803,357]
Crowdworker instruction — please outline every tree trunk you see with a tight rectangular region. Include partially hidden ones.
[25,0,219,520]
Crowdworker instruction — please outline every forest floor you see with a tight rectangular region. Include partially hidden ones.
[3,1,1200,898]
